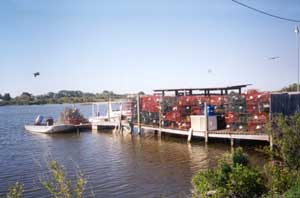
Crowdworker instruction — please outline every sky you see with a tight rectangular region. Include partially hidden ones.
[1,0,300,96]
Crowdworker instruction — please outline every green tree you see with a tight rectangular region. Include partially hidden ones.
[270,114,300,169]
[3,93,11,101]
[280,83,300,92]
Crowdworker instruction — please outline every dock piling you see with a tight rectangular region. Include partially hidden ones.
[269,134,273,151]
[137,94,141,134]
[204,102,209,143]
[187,128,193,142]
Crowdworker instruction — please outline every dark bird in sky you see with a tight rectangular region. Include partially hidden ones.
[268,56,280,60]
[33,72,40,77]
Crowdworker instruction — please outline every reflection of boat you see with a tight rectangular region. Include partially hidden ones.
[25,124,75,133]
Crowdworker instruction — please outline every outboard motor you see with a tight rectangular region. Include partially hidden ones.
[46,117,54,126]
[34,115,44,125]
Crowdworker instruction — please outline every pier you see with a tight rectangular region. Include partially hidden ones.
[134,125,270,146]
[88,85,300,149]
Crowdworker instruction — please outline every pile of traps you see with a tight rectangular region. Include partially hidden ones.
[60,107,88,125]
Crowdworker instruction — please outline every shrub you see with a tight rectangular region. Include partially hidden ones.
[227,164,265,198]
[232,147,249,166]
[6,182,23,198]
[284,182,300,198]
[270,114,300,170]
[264,162,296,196]
[193,148,265,198]
[43,160,86,198]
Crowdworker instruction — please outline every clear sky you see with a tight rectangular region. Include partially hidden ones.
[1,0,300,96]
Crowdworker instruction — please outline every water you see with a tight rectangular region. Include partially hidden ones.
[0,104,267,197]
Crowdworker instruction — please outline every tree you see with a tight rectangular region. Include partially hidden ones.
[138,91,145,95]
[20,92,32,99]
[3,93,11,101]
[280,83,300,92]
[270,114,300,169]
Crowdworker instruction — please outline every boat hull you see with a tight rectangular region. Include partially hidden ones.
[24,124,76,133]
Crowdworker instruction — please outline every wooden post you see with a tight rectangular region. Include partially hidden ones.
[108,97,111,121]
[204,102,209,143]
[92,104,94,117]
[158,95,162,137]
[119,102,123,134]
[188,128,193,142]
[269,134,273,151]
[269,94,273,151]
[230,137,234,147]
[137,94,141,134]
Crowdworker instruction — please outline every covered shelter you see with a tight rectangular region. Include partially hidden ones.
[153,84,251,96]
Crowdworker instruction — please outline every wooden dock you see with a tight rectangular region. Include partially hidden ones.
[89,95,272,148]
[135,125,270,147]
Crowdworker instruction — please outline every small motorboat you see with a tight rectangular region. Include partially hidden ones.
[24,124,75,133]
[25,115,75,134]
[25,107,90,133]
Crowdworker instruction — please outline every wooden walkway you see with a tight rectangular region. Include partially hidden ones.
[136,125,270,146]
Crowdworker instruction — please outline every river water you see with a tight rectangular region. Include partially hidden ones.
[0,104,267,197]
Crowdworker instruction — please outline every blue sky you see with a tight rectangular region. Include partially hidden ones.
[1,0,300,96]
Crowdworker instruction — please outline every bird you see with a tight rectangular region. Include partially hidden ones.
[268,56,280,60]
[33,72,40,77]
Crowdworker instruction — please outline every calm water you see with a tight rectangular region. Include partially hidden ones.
[0,104,267,197]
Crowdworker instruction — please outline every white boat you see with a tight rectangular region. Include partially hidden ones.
[24,124,76,133]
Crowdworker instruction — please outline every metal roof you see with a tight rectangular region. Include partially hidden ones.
[153,84,251,92]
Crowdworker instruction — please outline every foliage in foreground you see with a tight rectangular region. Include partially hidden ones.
[192,148,265,198]
[6,161,86,198]
[43,161,86,198]
[193,114,300,197]
[6,182,23,198]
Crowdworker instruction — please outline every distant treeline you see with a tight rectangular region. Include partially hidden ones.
[280,83,300,92]
[0,90,143,106]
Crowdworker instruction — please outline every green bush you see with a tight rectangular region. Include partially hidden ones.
[6,182,23,198]
[43,160,86,198]
[284,182,300,198]
[227,164,265,198]
[232,147,249,166]
[271,114,300,170]
[192,169,219,197]
[264,162,296,196]
[192,147,265,198]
